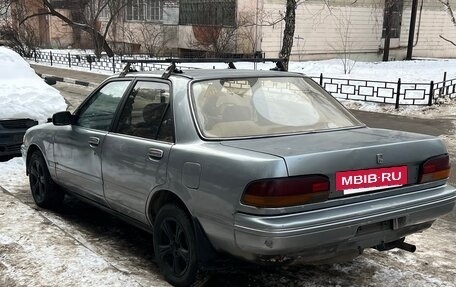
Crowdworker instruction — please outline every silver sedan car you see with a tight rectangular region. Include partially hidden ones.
[22,66,456,286]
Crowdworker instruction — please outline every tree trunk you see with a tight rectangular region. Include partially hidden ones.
[40,0,114,57]
[279,0,297,71]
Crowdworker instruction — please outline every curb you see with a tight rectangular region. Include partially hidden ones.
[36,72,98,88]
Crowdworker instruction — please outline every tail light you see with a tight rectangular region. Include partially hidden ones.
[419,154,450,184]
[241,175,330,208]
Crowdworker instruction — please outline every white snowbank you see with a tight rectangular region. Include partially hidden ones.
[0,157,26,191]
[293,58,456,83]
[0,47,67,123]
[184,59,456,83]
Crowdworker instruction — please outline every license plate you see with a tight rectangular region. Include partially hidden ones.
[336,166,408,195]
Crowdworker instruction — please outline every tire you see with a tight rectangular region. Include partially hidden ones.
[28,151,64,209]
[153,204,198,287]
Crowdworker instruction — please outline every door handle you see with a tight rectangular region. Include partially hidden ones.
[148,148,164,160]
[88,137,100,147]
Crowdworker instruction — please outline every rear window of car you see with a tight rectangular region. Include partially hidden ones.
[191,76,362,139]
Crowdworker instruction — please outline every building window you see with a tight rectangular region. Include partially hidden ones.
[0,5,9,21]
[382,0,404,39]
[179,0,236,27]
[126,0,162,21]
[99,6,110,20]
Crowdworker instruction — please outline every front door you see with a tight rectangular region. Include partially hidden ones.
[53,80,132,204]
[102,80,174,223]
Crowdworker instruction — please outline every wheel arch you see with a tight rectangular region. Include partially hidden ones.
[148,189,219,264]
[25,144,45,175]
[147,189,192,224]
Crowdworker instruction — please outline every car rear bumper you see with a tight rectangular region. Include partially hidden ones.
[233,184,456,262]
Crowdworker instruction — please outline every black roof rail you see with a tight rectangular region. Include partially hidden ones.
[120,58,287,78]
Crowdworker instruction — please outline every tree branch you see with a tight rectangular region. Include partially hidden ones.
[19,12,52,26]
[440,34,456,46]
[439,0,456,26]
[39,0,114,57]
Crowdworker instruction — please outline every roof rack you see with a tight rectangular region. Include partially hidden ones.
[119,58,287,78]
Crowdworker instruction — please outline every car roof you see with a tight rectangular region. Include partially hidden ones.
[110,69,304,81]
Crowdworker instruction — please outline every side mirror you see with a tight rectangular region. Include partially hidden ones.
[44,76,57,86]
[52,111,72,126]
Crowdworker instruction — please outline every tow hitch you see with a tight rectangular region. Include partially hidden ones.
[375,238,416,253]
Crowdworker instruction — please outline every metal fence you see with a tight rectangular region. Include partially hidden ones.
[26,51,456,109]
[311,72,456,109]
[26,51,197,73]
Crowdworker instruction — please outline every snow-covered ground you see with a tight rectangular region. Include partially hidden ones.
[39,48,96,55]
[0,47,67,123]
[1,156,456,286]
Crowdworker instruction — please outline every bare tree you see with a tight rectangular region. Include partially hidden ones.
[279,0,297,70]
[328,7,357,74]
[18,0,128,57]
[135,23,173,56]
[187,25,240,57]
[0,0,40,56]
[439,0,456,46]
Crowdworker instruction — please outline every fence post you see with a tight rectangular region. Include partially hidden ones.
[320,73,323,86]
[443,71,448,95]
[50,51,53,66]
[68,53,71,68]
[428,81,434,106]
[34,51,37,62]
[395,78,401,109]
[112,56,116,73]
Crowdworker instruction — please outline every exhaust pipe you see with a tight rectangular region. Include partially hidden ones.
[375,238,416,253]
[395,241,416,252]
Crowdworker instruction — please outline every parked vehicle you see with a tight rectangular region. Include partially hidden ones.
[21,59,456,286]
[0,47,65,158]
[0,119,38,156]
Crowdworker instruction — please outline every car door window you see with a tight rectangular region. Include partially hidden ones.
[116,81,174,142]
[77,81,131,131]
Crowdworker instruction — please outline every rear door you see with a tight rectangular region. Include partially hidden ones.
[102,79,174,223]
[53,80,132,204]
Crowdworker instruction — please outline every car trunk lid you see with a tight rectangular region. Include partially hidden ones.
[221,127,446,198]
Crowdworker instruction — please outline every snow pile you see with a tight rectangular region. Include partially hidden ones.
[163,58,456,83]
[292,58,456,83]
[0,157,26,191]
[39,48,95,55]
[0,47,67,123]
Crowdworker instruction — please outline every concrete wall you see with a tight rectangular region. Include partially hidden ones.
[261,0,384,60]
[260,0,456,60]
[48,9,73,48]
[399,0,456,59]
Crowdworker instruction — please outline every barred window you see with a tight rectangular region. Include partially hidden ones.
[179,0,236,26]
[99,6,110,20]
[126,0,162,21]
[0,5,9,20]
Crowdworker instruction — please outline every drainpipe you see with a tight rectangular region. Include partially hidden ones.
[406,0,418,60]
[383,0,393,62]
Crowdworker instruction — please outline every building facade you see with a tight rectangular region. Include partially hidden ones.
[7,0,456,60]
